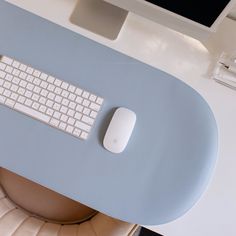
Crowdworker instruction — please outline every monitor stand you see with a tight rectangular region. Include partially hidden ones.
[70,0,128,40]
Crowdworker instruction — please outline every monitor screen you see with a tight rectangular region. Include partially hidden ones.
[146,0,231,27]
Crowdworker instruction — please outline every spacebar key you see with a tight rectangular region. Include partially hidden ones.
[14,103,50,123]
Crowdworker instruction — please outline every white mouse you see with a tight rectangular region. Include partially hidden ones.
[103,107,136,154]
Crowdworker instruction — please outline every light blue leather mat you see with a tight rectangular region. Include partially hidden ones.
[0,2,218,225]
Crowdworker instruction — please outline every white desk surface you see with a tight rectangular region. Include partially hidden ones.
[107,14,236,236]
[3,2,236,234]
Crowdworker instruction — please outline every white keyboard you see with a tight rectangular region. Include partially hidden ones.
[0,55,104,140]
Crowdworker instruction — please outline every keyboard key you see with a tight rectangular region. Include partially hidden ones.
[39,105,47,113]
[68,93,76,101]
[10,84,18,92]
[5,74,13,82]
[76,104,83,112]
[19,80,27,88]
[12,77,20,85]
[34,86,42,94]
[68,117,75,126]
[46,108,54,116]
[32,94,39,101]
[74,112,82,120]
[19,64,27,71]
[55,95,62,103]
[40,73,48,80]
[61,114,68,122]
[48,92,55,100]
[59,122,67,130]
[82,115,94,125]
[89,102,100,111]
[75,96,83,104]
[69,101,76,109]
[3,81,11,89]
[60,106,68,114]
[89,94,97,102]
[18,88,25,95]
[0,62,6,70]
[61,82,69,90]
[40,81,48,89]
[18,96,26,104]
[25,91,32,98]
[5,66,13,74]
[32,102,40,110]
[46,100,54,108]
[33,78,41,86]
[26,83,34,91]
[73,129,81,137]
[0,71,6,78]
[80,132,88,140]
[67,109,75,117]
[33,70,41,77]
[50,118,59,127]
[19,72,27,80]
[48,84,55,92]
[25,99,33,107]
[0,87,4,94]
[53,103,61,111]
[12,61,20,68]
[12,60,20,68]
[47,76,55,84]
[10,93,18,101]
[39,97,46,105]
[14,102,50,123]
[26,67,34,74]
[12,69,20,76]
[82,107,90,115]
[96,97,104,105]
[66,125,74,133]
[62,98,69,106]
[54,87,62,95]
[82,91,89,99]
[61,90,69,98]
[26,75,34,83]
[68,85,76,93]
[1,56,13,65]
[75,88,82,96]
[0,95,6,104]
[5,98,15,107]
[3,90,11,97]
[40,89,48,97]
[53,111,61,119]
[75,121,91,132]
[54,79,62,87]
[82,99,90,107]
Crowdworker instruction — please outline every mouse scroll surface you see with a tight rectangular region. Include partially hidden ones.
[103,107,136,154]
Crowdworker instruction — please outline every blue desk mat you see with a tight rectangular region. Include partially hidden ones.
[0,2,218,225]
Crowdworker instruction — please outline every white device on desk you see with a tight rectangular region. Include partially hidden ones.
[212,52,236,89]
[105,0,236,40]
[103,107,136,154]
[5,0,236,40]
[0,55,135,151]
[0,55,104,140]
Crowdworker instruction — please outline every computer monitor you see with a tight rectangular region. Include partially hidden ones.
[6,0,236,41]
[104,0,236,40]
